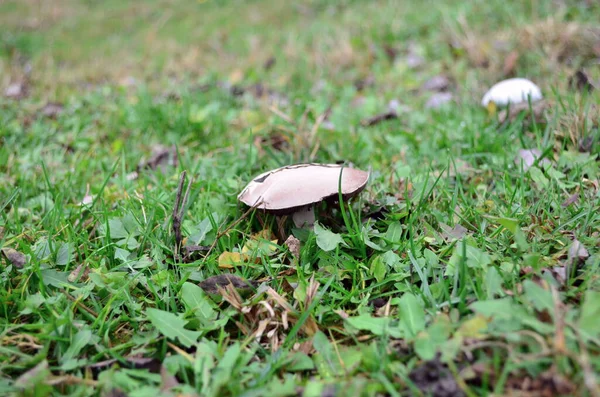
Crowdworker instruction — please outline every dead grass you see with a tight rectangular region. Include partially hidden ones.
[554,99,599,151]
[445,15,600,94]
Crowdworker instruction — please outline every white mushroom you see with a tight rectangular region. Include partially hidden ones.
[481,78,543,107]
[238,163,370,228]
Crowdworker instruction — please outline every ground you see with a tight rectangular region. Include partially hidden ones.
[1,0,600,396]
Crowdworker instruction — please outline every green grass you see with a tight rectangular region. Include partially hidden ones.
[1,0,600,396]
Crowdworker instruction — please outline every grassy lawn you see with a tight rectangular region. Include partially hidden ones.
[1,0,600,396]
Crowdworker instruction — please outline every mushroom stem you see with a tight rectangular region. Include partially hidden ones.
[292,205,316,228]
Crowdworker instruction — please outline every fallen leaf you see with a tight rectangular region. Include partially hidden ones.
[360,110,397,127]
[218,251,258,268]
[421,75,450,92]
[439,223,468,241]
[561,192,579,207]
[40,102,64,118]
[79,194,94,207]
[514,149,550,171]
[2,248,26,268]
[182,245,210,263]
[542,266,567,285]
[198,274,258,295]
[425,92,453,109]
[284,235,301,258]
[569,70,595,92]
[67,263,89,282]
[4,81,28,99]
[568,238,589,266]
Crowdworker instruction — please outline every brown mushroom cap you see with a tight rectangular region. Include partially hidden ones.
[238,163,369,213]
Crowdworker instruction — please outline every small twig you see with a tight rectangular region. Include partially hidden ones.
[360,110,398,127]
[65,292,98,318]
[268,106,296,125]
[172,171,193,258]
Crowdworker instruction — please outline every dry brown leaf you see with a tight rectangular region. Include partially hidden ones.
[284,235,301,258]
[68,263,89,282]
[2,248,26,268]
[182,245,210,263]
[514,149,551,171]
[4,81,28,99]
[561,192,579,207]
[439,223,468,241]
[40,102,64,118]
[198,274,258,295]
[568,238,589,266]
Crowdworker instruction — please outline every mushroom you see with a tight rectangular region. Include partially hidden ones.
[481,78,543,107]
[238,163,370,228]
